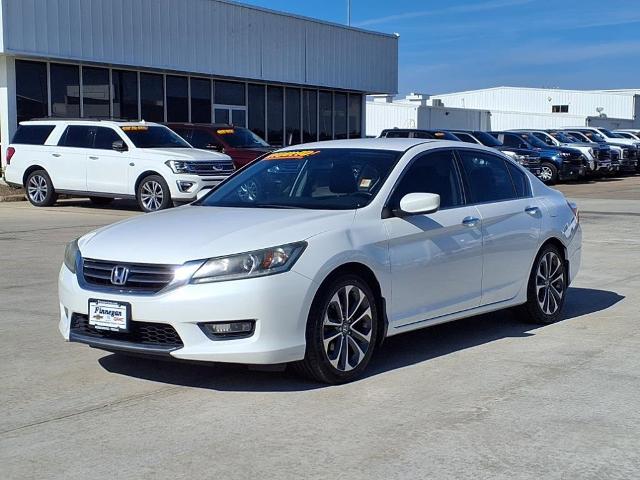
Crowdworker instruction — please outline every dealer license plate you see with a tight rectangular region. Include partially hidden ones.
[88,299,130,332]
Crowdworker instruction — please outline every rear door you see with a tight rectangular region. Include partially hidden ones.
[53,125,93,191]
[86,127,130,195]
[456,149,542,305]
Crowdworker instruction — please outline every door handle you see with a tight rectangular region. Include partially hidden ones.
[525,206,541,216]
[52,153,61,157]
[462,216,480,227]
[89,156,99,160]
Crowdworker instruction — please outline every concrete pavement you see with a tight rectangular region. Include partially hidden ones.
[1,180,639,479]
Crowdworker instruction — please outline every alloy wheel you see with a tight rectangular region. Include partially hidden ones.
[539,166,553,182]
[141,180,164,211]
[322,285,373,372]
[536,251,565,315]
[27,174,48,204]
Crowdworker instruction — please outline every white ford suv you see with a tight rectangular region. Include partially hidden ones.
[4,120,234,212]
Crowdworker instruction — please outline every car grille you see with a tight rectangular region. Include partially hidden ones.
[598,148,611,160]
[184,160,234,176]
[70,314,183,348]
[82,258,177,294]
[622,148,630,159]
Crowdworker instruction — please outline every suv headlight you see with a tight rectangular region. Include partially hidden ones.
[165,160,189,174]
[560,152,571,158]
[64,238,80,273]
[191,242,307,284]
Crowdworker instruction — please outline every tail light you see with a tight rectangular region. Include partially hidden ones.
[6,147,15,165]
[568,201,579,223]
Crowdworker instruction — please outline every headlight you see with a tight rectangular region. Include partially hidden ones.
[165,160,189,174]
[191,242,307,284]
[560,152,571,158]
[64,238,80,273]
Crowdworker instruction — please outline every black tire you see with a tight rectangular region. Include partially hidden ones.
[295,274,379,384]
[518,244,567,325]
[25,170,58,207]
[136,175,172,213]
[539,162,558,184]
[89,196,114,206]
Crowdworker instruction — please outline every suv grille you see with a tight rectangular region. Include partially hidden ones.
[70,314,183,348]
[184,161,234,176]
[598,148,611,160]
[82,258,176,294]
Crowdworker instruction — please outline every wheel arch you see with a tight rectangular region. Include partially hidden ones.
[537,236,570,279]
[311,262,389,347]
[134,170,163,194]
[22,165,50,187]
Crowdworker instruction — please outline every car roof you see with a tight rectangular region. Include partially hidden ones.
[19,119,164,128]
[276,138,498,153]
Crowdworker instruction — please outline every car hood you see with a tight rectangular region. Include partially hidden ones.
[134,148,232,162]
[79,206,356,264]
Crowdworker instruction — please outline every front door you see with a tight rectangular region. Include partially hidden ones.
[385,149,484,327]
[86,127,130,195]
[456,149,542,305]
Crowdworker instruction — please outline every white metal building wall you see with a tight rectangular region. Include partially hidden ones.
[0,0,398,94]
[432,87,636,119]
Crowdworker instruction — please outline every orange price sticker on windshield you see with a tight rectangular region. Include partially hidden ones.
[264,150,321,160]
[121,126,149,132]
[216,129,235,135]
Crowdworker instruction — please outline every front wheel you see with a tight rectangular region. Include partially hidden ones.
[518,244,567,324]
[26,170,58,207]
[136,175,172,212]
[539,162,558,184]
[296,274,379,384]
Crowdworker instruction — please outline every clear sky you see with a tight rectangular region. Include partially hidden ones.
[240,0,640,95]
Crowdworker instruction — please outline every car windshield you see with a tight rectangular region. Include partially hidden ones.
[550,132,578,143]
[216,127,270,148]
[121,125,191,148]
[196,148,400,210]
[521,133,548,149]
[580,131,606,142]
[473,131,503,147]
[597,128,617,138]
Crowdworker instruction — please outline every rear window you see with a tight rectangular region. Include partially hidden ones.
[12,125,55,145]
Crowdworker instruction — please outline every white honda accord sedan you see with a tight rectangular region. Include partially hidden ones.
[59,139,582,384]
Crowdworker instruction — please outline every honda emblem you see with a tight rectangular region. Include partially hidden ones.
[110,266,130,286]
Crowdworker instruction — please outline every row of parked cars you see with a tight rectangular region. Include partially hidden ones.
[3,119,270,212]
[379,127,640,184]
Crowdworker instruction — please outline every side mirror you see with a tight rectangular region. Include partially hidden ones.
[112,140,128,152]
[396,193,440,216]
[196,188,212,201]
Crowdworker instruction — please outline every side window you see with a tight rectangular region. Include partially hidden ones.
[453,132,476,144]
[532,132,553,146]
[458,151,517,203]
[190,130,221,150]
[506,161,531,198]
[93,128,123,150]
[412,131,433,139]
[11,125,56,145]
[383,130,410,138]
[59,126,94,148]
[389,149,463,209]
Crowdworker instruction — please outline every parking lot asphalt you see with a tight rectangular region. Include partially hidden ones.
[1,177,639,479]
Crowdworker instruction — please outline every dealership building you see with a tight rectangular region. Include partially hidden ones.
[0,0,398,165]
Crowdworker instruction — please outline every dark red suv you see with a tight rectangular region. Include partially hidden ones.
[166,123,272,169]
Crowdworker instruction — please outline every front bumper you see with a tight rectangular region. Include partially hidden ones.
[168,174,229,202]
[59,265,315,364]
[559,161,583,180]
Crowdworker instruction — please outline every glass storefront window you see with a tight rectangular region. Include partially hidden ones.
[334,92,348,140]
[190,78,211,123]
[302,90,318,143]
[319,91,333,141]
[82,67,110,118]
[285,88,301,146]
[140,73,164,121]
[267,86,284,146]
[112,70,139,120]
[215,81,245,106]
[348,94,362,138]
[166,75,188,122]
[248,84,266,140]
[15,60,48,123]
[50,63,80,118]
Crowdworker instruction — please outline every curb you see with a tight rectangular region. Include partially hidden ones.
[0,194,26,203]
